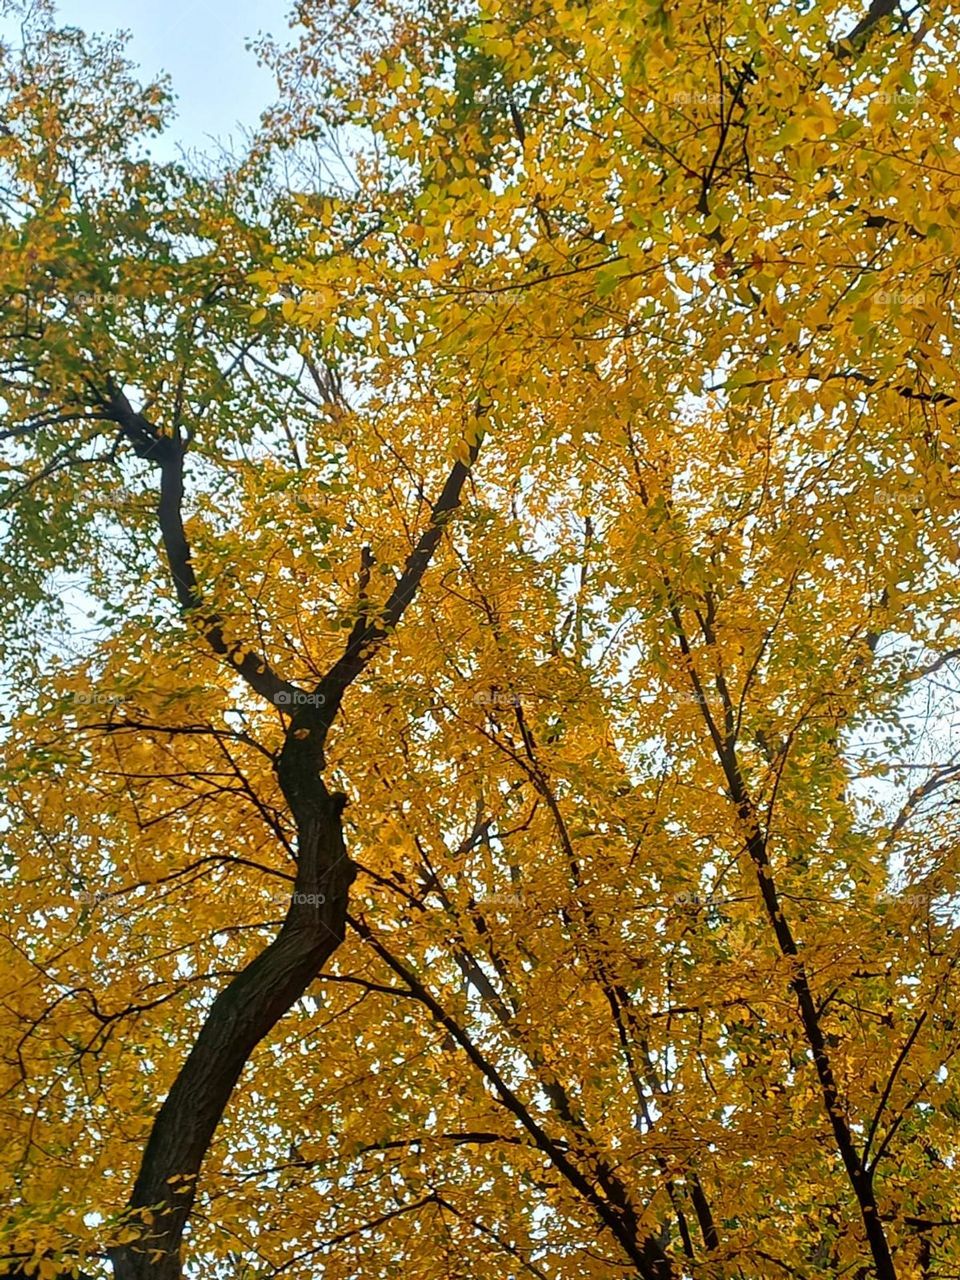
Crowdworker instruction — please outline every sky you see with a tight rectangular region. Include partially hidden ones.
[5,0,295,158]
[0,0,297,652]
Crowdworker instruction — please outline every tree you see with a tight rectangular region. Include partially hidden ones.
[2,0,960,1277]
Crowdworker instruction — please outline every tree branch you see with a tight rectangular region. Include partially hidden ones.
[102,384,299,707]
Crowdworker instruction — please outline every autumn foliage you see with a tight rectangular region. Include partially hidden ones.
[2,0,960,1277]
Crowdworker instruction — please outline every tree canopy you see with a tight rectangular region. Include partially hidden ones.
[2,0,960,1277]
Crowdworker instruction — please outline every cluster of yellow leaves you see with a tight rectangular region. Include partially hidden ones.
[4,0,960,1277]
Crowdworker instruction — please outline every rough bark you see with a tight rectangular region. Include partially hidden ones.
[109,753,354,1280]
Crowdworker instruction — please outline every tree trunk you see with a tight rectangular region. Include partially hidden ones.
[109,761,353,1280]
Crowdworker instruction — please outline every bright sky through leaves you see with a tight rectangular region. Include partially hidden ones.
[2,2,960,1279]
[1,0,290,158]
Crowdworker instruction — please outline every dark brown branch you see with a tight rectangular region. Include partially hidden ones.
[317,433,482,724]
[832,0,900,56]
[109,785,356,1280]
[347,912,674,1280]
[661,584,899,1279]
[864,1012,928,1168]
[102,385,298,707]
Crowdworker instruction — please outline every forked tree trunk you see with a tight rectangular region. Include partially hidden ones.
[100,406,479,1278]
